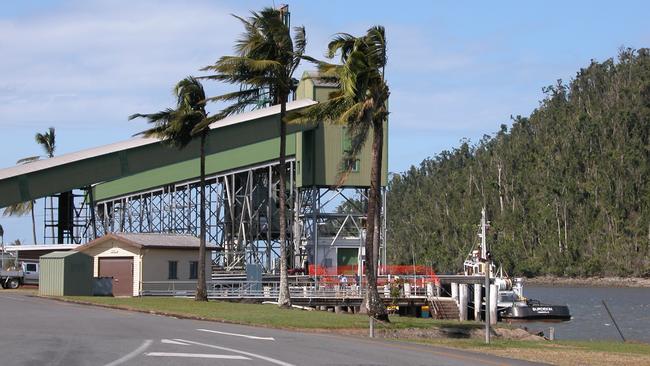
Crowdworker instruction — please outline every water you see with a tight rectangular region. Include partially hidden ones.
[516,286,650,342]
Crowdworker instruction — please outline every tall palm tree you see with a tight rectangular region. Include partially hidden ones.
[36,127,56,242]
[200,6,306,308]
[129,77,211,301]
[293,26,389,321]
[3,156,40,244]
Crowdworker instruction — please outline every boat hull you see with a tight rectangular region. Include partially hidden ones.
[500,304,571,321]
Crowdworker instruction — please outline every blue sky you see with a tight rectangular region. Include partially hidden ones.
[1,0,649,243]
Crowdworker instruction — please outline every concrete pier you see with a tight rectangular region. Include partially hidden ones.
[451,282,459,302]
[489,284,498,325]
[459,284,468,321]
[474,283,482,321]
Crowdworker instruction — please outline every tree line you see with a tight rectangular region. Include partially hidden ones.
[387,48,650,278]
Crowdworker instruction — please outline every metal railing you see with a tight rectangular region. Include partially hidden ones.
[140,279,435,300]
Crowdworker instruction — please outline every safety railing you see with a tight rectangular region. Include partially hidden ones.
[141,279,435,300]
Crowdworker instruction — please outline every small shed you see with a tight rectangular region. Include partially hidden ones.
[77,233,215,297]
[39,251,93,296]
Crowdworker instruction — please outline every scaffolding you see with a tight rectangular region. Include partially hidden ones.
[43,190,90,244]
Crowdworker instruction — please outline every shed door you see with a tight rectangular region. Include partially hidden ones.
[99,257,133,296]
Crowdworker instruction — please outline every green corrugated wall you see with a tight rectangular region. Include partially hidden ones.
[295,71,388,188]
[39,252,93,296]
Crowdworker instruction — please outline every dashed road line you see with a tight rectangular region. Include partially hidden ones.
[146,352,249,360]
[197,328,275,341]
[161,339,190,345]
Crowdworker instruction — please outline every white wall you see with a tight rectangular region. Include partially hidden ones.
[80,239,141,297]
[141,249,211,283]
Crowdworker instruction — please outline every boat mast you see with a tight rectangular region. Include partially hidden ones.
[480,207,488,263]
[481,207,491,344]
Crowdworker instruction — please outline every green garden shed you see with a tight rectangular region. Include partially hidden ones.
[39,251,93,296]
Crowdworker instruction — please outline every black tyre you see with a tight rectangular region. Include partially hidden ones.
[7,278,19,289]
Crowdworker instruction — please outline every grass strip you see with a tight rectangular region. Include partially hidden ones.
[60,296,481,330]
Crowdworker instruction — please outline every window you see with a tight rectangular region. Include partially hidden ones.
[341,127,360,172]
[25,263,37,272]
[168,261,178,280]
[189,261,198,280]
[340,158,360,173]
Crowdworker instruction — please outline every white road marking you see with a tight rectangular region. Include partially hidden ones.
[146,352,249,360]
[197,328,275,341]
[174,338,295,366]
[104,339,153,366]
[161,339,189,345]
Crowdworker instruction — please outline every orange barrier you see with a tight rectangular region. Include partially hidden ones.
[307,264,439,286]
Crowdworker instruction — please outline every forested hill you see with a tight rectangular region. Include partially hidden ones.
[387,48,650,277]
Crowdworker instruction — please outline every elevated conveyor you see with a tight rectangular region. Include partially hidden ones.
[0,99,317,208]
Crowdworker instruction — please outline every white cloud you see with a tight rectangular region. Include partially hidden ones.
[0,0,243,140]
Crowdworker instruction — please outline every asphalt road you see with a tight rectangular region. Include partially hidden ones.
[0,293,546,366]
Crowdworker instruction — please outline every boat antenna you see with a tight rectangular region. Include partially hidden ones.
[480,207,488,260]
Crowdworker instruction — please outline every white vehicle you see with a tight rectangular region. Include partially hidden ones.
[0,262,39,289]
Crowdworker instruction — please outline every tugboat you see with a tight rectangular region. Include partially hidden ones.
[463,208,571,322]
[495,274,571,321]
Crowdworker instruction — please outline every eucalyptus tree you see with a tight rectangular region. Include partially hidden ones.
[200,7,306,308]
[294,26,389,320]
[129,77,211,301]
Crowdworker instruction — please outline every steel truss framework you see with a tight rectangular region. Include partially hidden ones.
[296,186,387,274]
[43,190,90,244]
[44,159,385,273]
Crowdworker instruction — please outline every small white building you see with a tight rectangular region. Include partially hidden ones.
[77,233,214,296]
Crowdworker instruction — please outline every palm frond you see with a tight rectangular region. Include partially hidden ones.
[16,156,40,165]
[203,6,304,113]
[2,201,33,217]
[130,77,209,149]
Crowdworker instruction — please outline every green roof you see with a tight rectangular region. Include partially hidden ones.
[40,251,86,259]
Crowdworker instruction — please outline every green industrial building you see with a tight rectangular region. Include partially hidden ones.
[0,72,388,275]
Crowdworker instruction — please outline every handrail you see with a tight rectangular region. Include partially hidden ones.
[140,280,436,299]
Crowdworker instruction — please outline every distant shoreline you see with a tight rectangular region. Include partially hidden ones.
[526,275,650,288]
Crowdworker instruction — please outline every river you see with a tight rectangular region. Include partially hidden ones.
[516,286,650,342]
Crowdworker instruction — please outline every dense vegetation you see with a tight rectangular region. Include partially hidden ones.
[387,48,650,277]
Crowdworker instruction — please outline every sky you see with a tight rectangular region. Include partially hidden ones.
[1,0,649,243]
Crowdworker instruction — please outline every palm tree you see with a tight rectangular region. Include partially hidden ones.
[292,26,389,321]
[129,77,211,301]
[35,127,56,158]
[201,6,306,308]
[2,156,40,244]
[36,127,56,242]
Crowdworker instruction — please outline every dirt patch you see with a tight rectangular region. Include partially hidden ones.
[325,325,543,341]
[477,347,650,366]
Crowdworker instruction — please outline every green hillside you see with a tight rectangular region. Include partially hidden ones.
[388,48,650,277]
